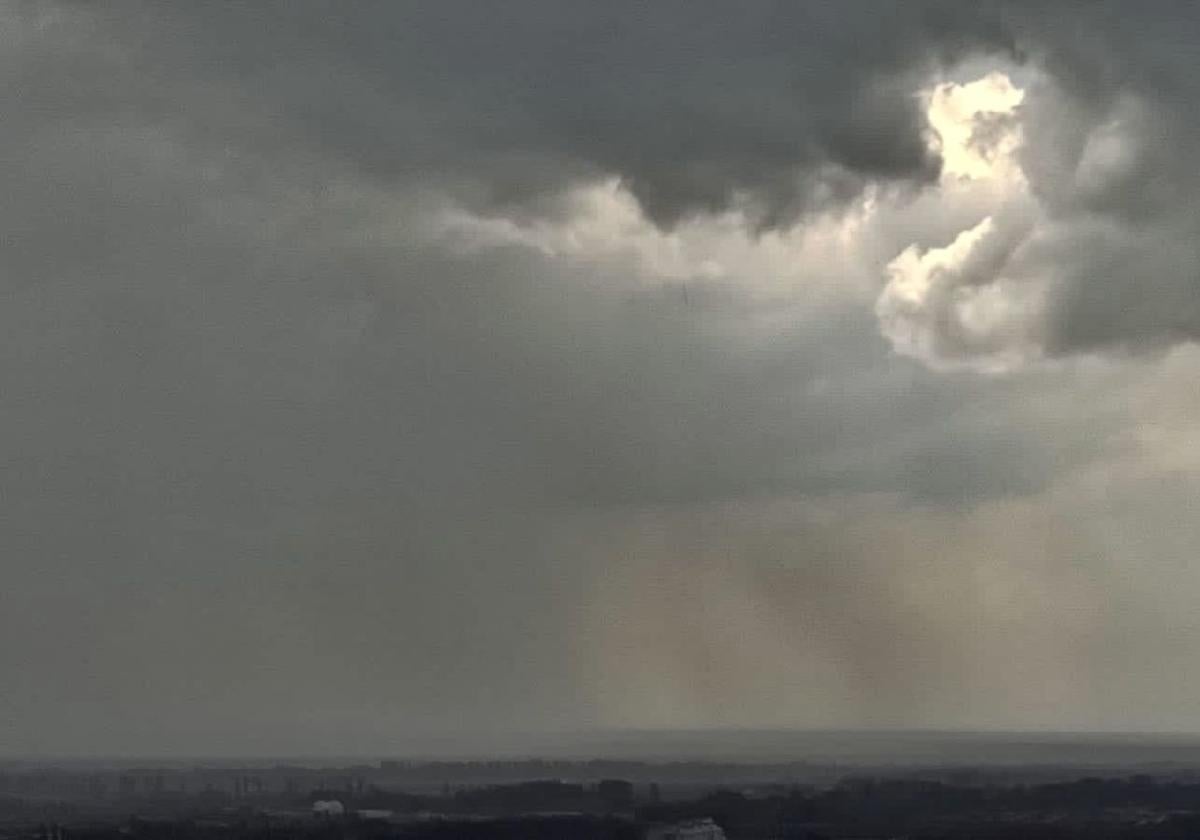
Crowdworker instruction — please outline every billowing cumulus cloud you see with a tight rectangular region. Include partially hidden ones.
[870,3,1200,364]
[4,1,1200,757]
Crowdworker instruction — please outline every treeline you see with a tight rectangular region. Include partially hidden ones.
[641,777,1200,838]
[22,775,1200,840]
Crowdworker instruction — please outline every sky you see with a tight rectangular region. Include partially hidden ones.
[6,1,1200,757]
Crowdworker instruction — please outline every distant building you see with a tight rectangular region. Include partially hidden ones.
[312,799,345,817]
[645,817,727,840]
[355,809,394,821]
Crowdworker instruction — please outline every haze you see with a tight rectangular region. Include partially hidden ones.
[5,1,1200,757]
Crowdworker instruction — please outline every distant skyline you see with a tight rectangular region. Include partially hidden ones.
[14,728,1200,766]
[7,1,1200,756]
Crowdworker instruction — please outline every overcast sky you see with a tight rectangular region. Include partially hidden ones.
[7,1,1200,757]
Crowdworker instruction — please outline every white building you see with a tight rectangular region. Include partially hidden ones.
[312,799,345,817]
[645,817,727,840]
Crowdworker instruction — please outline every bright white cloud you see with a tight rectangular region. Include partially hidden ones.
[434,177,883,318]
[874,70,1048,371]
[926,71,1026,183]
[877,211,1042,372]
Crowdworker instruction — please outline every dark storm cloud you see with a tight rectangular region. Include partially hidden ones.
[89,1,1021,229]
[300,0,1200,358]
